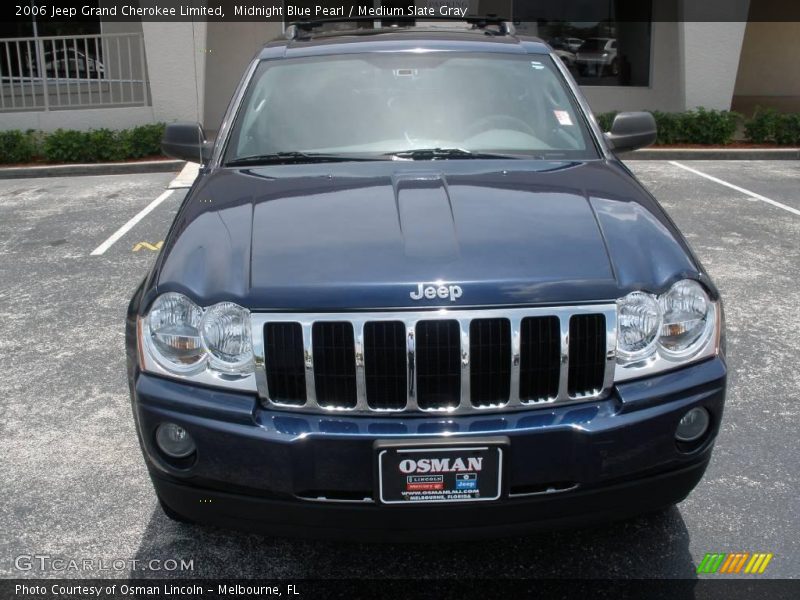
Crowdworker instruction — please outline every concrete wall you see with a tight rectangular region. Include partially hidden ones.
[142,21,207,123]
[0,106,155,131]
[678,21,748,110]
[735,22,800,97]
[203,22,283,132]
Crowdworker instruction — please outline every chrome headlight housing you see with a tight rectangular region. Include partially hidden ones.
[143,293,205,374]
[139,293,256,390]
[658,279,714,359]
[200,302,253,373]
[615,279,720,382]
[616,291,661,361]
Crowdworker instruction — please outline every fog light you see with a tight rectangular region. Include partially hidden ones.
[155,423,196,458]
[676,407,710,442]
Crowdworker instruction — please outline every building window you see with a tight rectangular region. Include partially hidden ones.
[513,0,652,87]
[0,1,149,112]
[0,2,101,83]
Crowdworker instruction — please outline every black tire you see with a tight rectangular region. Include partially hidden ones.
[610,59,620,77]
[158,498,195,524]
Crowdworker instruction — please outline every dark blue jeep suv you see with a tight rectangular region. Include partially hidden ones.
[126,19,726,539]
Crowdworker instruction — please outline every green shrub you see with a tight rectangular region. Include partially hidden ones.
[596,109,739,145]
[42,129,89,162]
[650,111,686,145]
[679,108,739,145]
[773,113,800,146]
[87,128,127,162]
[0,130,38,163]
[40,124,165,163]
[45,128,126,162]
[596,111,617,132]
[741,108,800,145]
[744,107,779,143]
[117,123,165,158]
[649,109,739,145]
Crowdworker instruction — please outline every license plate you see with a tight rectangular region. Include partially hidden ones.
[376,440,505,505]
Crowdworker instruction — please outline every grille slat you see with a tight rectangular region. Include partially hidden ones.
[364,321,407,410]
[312,322,357,409]
[416,320,461,410]
[519,316,561,402]
[264,322,306,405]
[258,307,611,414]
[470,318,511,407]
[568,314,607,396]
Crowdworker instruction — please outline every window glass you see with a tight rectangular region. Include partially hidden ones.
[227,52,598,162]
[514,0,652,87]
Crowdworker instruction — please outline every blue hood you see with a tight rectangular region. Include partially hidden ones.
[152,159,706,311]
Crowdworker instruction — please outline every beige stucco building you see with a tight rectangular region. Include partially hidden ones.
[1,0,797,133]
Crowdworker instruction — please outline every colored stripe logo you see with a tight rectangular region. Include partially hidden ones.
[697,552,773,574]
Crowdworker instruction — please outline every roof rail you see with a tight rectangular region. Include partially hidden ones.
[285,15,516,40]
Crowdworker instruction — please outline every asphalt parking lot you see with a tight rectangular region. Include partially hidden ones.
[0,160,798,580]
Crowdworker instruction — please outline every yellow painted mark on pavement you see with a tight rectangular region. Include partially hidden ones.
[133,241,163,252]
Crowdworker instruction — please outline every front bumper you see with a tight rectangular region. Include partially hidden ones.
[131,357,726,539]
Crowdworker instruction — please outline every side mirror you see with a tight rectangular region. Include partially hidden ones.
[162,122,213,163]
[603,112,657,153]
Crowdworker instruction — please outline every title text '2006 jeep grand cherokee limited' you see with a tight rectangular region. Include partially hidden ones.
[126,18,726,539]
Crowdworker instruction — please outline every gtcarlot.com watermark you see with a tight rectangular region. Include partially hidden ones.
[15,554,194,573]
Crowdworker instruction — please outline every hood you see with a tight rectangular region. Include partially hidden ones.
[153,160,702,311]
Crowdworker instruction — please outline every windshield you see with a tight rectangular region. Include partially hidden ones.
[224,52,598,164]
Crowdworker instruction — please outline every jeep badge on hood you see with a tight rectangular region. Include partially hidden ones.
[410,283,463,302]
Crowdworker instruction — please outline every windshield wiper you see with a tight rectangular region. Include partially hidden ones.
[226,151,382,167]
[385,148,524,160]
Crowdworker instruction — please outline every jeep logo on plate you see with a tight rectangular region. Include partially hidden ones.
[410,283,463,302]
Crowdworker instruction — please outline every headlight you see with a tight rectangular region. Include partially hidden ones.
[145,292,205,373]
[615,279,720,382]
[616,291,660,361]
[201,302,253,373]
[140,293,255,387]
[658,280,713,358]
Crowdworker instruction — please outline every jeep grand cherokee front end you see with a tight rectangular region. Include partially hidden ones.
[125,19,725,539]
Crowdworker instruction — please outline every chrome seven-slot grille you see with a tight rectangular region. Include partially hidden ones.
[252,306,616,415]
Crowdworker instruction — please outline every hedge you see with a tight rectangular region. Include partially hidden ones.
[0,123,166,164]
[0,130,39,163]
[744,107,800,146]
[597,108,800,146]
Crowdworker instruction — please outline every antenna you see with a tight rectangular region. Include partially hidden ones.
[190,17,204,166]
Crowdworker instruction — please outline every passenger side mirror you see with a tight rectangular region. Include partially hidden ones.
[162,122,213,163]
[603,112,657,153]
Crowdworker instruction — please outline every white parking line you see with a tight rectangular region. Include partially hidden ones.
[670,161,800,217]
[169,162,199,189]
[90,189,175,256]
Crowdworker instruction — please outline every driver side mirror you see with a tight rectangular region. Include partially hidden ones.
[603,112,657,153]
[162,122,213,163]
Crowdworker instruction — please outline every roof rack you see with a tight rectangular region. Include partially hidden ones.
[285,15,516,40]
